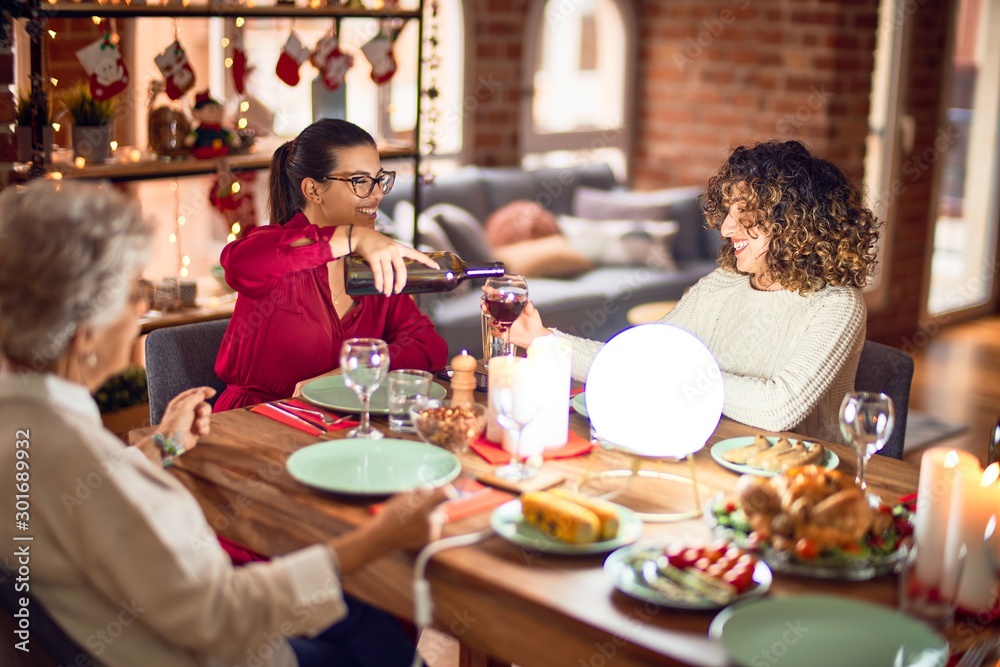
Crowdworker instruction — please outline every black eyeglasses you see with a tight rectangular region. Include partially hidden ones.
[321,170,396,198]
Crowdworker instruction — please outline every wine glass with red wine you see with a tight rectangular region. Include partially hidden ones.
[483,275,528,359]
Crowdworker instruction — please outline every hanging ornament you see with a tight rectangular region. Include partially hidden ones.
[76,33,129,101]
[276,31,309,87]
[155,40,196,100]
[230,23,248,96]
[311,27,354,91]
[361,28,397,85]
[209,166,258,239]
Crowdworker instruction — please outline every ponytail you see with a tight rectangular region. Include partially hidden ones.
[267,141,302,226]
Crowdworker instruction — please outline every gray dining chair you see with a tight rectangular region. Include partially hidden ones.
[854,340,914,460]
[145,318,230,425]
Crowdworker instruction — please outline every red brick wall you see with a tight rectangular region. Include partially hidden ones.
[465,0,527,166]
[631,0,878,189]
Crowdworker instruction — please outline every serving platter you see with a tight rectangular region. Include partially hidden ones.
[490,499,643,555]
[710,436,840,477]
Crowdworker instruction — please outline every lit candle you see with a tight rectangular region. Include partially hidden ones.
[520,335,571,451]
[914,447,980,587]
[944,463,1000,612]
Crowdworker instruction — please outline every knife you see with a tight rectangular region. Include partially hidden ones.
[266,402,328,432]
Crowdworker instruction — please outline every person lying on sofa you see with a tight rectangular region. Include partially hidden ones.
[506,140,881,444]
[0,180,450,667]
[215,118,448,411]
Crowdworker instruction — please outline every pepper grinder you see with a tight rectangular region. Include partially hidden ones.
[450,350,478,408]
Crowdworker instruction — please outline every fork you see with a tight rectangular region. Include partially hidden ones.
[956,638,998,667]
[277,402,352,426]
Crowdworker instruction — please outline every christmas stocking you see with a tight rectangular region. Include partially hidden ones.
[276,32,309,87]
[231,25,248,95]
[76,34,130,101]
[361,32,397,85]
[321,49,354,91]
[155,40,196,100]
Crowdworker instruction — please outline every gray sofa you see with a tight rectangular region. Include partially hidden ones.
[381,164,722,357]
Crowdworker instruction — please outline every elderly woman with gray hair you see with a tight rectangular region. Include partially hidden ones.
[0,180,449,667]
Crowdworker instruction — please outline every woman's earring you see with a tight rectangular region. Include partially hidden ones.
[86,352,97,368]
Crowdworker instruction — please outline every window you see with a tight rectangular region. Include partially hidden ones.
[521,0,635,179]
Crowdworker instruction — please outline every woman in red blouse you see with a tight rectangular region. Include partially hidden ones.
[214,119,448,411]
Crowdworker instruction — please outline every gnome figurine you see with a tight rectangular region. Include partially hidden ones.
[186,91,240,159]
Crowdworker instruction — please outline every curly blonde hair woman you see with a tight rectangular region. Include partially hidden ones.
[509,140,882,444]
[703,139,879,294]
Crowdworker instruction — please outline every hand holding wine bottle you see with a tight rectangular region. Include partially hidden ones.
[345,250,506,296]
[345,226,445,296]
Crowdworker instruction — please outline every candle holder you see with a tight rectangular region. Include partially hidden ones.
[573,324,724,523]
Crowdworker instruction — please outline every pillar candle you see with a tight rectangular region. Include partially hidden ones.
[914,447,981,587]
[520,335,571,452]
[944,463,1000,612]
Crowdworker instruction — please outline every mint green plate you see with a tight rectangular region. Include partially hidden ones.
[301,375,446,414]
[571,392,588,417]
[490,499,643,555]
[286,438,461,495]
[710,436,840,477]
[605,543,772,610]
[710,594,948,667]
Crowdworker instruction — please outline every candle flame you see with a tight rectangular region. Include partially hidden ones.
[983,462,1000,487]
[74,157,86,168]
[944,450,962,469]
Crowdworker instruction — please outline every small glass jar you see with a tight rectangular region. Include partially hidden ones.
[147,80,191,160]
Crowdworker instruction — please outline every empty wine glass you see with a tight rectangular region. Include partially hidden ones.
[490,357,541,482]
[840,391,895,506]
[483,275,528,359]
[340,337,390,440]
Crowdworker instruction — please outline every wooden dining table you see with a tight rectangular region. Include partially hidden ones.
[132,387,992,667]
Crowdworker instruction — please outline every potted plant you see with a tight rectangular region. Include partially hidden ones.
[14,93,54,163]
[95,365,150,437]
[59,83,116,162]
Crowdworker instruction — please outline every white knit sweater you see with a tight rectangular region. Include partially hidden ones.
[552,268,866,444]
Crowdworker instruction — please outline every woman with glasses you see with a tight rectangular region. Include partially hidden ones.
[214,118,448,411]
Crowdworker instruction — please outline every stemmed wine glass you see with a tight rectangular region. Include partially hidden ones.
[489,357,542,482]
[840,391,895,506]
[340,337,390,440]
[483,275,529,359]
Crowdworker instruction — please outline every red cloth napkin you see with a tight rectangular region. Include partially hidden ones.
[469,431,594,465]
[281,398,360,432]
[250,402,359,435]
[370,479,514,523]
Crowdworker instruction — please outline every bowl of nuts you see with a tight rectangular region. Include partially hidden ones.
[410,400,489,455]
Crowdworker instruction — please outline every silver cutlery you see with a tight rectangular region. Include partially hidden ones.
[266,403,329,432]
[956,638,999,667]
[276,401,352,426]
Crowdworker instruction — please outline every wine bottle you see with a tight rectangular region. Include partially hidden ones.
[344,251,506,295]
